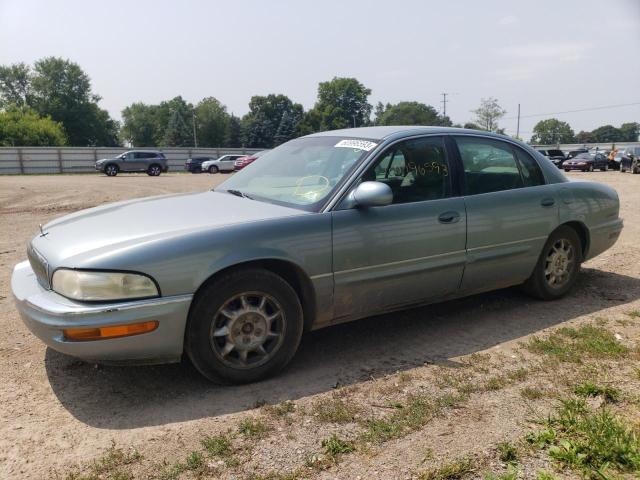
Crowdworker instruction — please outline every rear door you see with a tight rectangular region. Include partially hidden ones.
[331,135,467,320]
[453,136,559,294]
[219,155,237,171]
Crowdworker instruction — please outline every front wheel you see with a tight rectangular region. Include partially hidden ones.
[208,165,219,174]
[522,226,582,300]
[147,164,162,176]
[105,164,118,176]
[633,161,639,174]
[185,268,304,384]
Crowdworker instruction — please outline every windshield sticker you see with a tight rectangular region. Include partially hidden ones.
[334,139,378,151]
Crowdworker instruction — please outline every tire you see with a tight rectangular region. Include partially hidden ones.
[208,165,219,174]
[105,164,118,177]
[522,226,582,300]
[147,164,162,176]
[185,268,304,384]
[588,164,594,172]
[600,166,606,172]
[564,169,570,173]
[633,161,639,174]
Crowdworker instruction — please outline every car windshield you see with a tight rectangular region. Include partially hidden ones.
[574,153,591,159]
[216,136,374,211]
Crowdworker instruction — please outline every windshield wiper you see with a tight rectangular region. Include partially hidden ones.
[226,189,253,200]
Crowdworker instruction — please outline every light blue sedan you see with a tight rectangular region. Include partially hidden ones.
[12,127,623,383]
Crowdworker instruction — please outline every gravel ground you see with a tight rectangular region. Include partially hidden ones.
[0,170,638,479]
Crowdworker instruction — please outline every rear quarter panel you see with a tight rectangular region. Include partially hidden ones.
[557,181,622,260]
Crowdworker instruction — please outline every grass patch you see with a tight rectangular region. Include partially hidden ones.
[238,417,271,439]
[264,400,296,418]
[312,396,360,423]
[419,457,475,480]
[496,441,518,463]
[321,433,356,456]
[65,444,142,480]
[484,466,517,480]
[526,325,628,363]
[362,393,466,444]
[626,310,640,318]
[520,386,543,400]
[573,381,620,403]
[527,397,640,476]
[202,433,233,457]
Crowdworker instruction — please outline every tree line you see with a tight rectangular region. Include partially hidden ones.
[0,57,637,148]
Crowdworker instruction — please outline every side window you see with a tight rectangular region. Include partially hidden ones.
[513,147,545,187]
[455,137,524,195]
[361,136,450,204]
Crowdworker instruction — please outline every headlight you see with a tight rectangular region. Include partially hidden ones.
[52,269,159,301]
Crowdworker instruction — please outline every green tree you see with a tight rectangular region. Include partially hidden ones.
[195,97,229,147]
[0,107,66,146]
[308,77,372,131]
[463,122,481,130]
[373,102,389,125]
[0,62,32,108]
[274,110,297,146]
[121,102,159,147]
[242,94,303,148]
[27,57,119,146]
[378,101,450,126]
[590,125,622,143]
[472,97,506,132]
[224,114,242,147]
[157,96,194,146]
[575,130,594,144]
[618,122,639,142]
[531,118,575,144]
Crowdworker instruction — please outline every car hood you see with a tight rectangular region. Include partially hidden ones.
[31,191,307,266]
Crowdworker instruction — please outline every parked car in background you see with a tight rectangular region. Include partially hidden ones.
[536,149,566,168]
[95,150,168,177]
[566,149,589,160]
[563,152,607,172]
[185,156,214,173]
[620,146,640,174]
[233,150,270,171]
[201,155,246,174]
[13,126,623,384]
[609,150,624,170]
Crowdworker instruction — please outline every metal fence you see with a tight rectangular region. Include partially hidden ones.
[532,141,637,151]
[0,147,262,174]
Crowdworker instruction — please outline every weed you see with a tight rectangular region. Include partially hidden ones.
[312,396,360,423]
[485,375,508,391]
[526,325,628,363]
[626,310,640,318]
[484,465,517,480]
[264,400,296,417]
[321,434,356,456]
[238,417,271,439]
[185,451,203,470]
[528,396,640,476]
[535,471,558,480]
[573,382,620,403]
[496,441,518,463]
[202,433,232,457]
[520,387,543,400]
[419,457,475,480]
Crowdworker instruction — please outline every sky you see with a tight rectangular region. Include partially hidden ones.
[1,0,639,140]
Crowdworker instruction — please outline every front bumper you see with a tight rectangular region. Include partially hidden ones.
[94,163,105,172]
[11,261,192,364]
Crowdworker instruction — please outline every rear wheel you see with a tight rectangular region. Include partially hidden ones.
[147,164,162,176]
[633,161,639,174]
[588,164,594,172]
[185,268,304,384]
[208,165,219,174]
[105,164,118,176]
[522,226,582,300]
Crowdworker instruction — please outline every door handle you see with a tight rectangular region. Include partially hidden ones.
[540,198,555,207]
[438,211,460,224]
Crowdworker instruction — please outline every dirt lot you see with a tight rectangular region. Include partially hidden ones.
[0,171,639,480]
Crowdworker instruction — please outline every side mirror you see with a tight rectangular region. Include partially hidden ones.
[120,154,126,160]
[341,181,393,209]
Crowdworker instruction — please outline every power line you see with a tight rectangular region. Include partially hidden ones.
[504,101,640,120]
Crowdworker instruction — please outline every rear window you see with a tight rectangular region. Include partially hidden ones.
[547,150,564,156]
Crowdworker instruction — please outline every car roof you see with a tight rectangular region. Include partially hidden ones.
[127,149,161,153]
[304,126,512,142]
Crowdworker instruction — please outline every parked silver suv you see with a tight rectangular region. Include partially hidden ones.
[95,150,169,177]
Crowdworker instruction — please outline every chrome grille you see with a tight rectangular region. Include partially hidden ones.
[27,244,50,289]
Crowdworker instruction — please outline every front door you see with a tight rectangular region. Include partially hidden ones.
[331,135,467,321]
[453,135,560,294]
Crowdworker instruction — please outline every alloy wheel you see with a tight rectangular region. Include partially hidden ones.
[209,292,286,369]
[544,238,575,288]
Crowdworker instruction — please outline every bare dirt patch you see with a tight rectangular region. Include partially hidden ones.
[0,171,638,479]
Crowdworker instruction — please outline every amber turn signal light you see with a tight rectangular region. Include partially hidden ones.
[63,320,159,341]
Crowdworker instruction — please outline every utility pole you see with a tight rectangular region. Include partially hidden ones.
[192,112,198,148]
[352,114,356,128]
[441,93,448,117]
[516,103,521,138]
